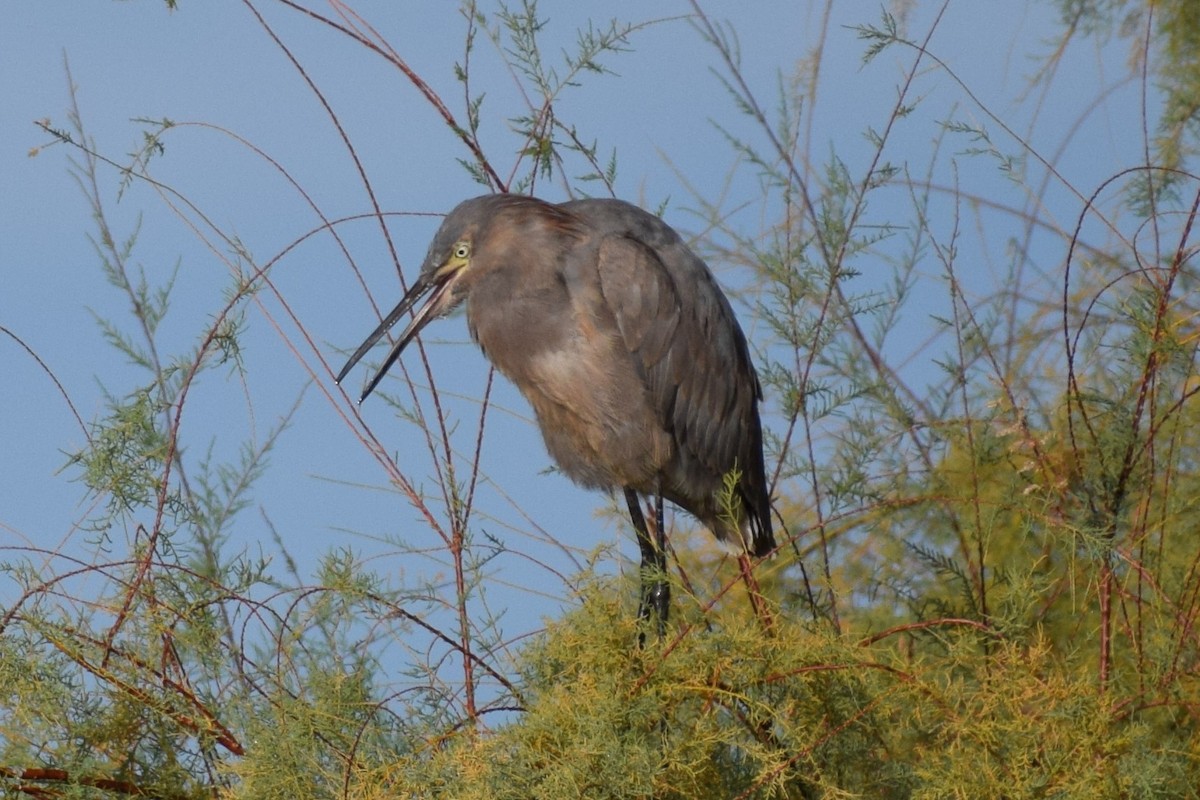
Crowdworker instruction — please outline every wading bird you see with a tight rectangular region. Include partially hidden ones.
[336,194,774,631]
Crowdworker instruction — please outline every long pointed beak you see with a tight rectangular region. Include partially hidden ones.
[334,269,460,403]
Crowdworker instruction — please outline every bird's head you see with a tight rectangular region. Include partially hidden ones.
[335,194,540,403]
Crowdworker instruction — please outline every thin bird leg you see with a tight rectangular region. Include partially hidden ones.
[652,482,670,626]
[626,488,668,639]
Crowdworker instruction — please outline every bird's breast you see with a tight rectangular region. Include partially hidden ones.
[467,279,671,491]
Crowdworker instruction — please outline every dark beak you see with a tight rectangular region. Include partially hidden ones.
[334,268,461,403]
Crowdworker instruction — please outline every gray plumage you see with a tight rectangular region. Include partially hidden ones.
[336,194,775,620]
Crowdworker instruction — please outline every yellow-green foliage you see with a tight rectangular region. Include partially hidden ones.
[907,637,1197,798]
[350,582,906,799]
[331,580,1199,800]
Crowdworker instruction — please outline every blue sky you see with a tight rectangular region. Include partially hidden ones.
[1,1,1150,652]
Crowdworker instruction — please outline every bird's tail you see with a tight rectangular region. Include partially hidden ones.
[711,468,775,558]
[741,491,776,559]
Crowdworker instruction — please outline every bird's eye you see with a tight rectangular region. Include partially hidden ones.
[452,242,471,260]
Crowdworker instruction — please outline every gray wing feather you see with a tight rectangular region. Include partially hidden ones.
[563,198,773,556]
[595,233,771,545]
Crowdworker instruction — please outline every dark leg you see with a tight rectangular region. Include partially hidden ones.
[625,487,669,640]
[652,481,669,623]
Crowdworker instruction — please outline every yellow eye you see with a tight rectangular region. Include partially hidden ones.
[452,242,471,260]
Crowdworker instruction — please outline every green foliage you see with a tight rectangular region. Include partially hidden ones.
[455,0,638,192]
[357,583,906,799]
[72,387,171,517]
[1053,0,1200,197]
[7,2,1200,799]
